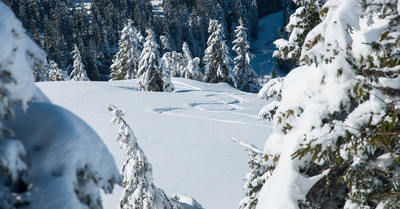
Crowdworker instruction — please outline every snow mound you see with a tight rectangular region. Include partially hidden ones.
[5,102,121,209]
[172,193,203,209]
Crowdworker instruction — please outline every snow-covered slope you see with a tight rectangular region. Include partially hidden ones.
[36,78,272,209]
[250,11,285,77]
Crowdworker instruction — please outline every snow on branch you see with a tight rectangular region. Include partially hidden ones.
[107,104,175,209]
[232,137,263,154]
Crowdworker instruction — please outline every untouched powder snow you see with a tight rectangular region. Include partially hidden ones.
[37,78,272,209]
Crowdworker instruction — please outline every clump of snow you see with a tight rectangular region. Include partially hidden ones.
[0,3,47,109]
[171,193,203,209]
[0,139,26,181]
[5,103,121,209]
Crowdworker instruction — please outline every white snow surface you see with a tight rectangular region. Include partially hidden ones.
[6,102,121,209]
[37,78,272,209]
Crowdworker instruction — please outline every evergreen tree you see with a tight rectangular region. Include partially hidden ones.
[110,19,142,80]
[270,65,277,79]
[48,60,70,81]
[107,105,176,209]
[203,19,236,87]
[234,0,259,38]
[138,29,174,92]
[180,42,203,81]
[31,58,50,82]
[273,0,323,65]
[257,0,400,208]
[232,19,260,93]
[0,6,36,207]
[259,63,265,84]
[160,35,172,53]
[233,138,267,209]
[162,51,183,77]
[84,39,100,81]
[70,45,90,81]
[0,5,120,208]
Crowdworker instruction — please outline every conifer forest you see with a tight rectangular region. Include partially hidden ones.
[0,0,399,209]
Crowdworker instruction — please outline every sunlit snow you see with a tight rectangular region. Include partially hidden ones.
[37,78,272,209]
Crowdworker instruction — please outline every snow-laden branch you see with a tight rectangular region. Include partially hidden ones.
[232,137,263,154]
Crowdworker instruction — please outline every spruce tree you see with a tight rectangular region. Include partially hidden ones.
[257,0,400,208]
[31,58,50,82]
[273,0,323,64]
[259,64,265,84]
[162,51,183,77]
[48,60,70,81]
[232,19,260,93]
[233,138,267,209]
[110,19,142,80]
[107,105,176,209]
[203,19,236,87]
[137,29,174,92]
[180,42,203,81]
[270,65,277,79]
[160,35,172,53]
[70,45,90,81]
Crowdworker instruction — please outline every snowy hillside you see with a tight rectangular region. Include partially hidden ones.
[36,78,272,209]
[250,11,285,77]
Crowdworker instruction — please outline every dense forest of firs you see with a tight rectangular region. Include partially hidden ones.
[2,0,287,81]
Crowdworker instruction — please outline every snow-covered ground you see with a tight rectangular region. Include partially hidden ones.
[37,78,272,209]
[250,11,285,77]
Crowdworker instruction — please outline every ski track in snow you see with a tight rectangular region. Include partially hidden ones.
[36,78,272,209]
[174,81,203,91]
[153,81,261,124]
[159,110,265,127]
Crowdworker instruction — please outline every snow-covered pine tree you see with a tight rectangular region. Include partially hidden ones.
[31,57,50,82]
[273,0,323,64]
[270,65,277,79]
[0,4,40,206]
[160,35,172,54]
[256,0,400,208]
[232,19,260,93]
[232,138,267,209]
[110,19,142,80]
[0,4,121,208]
[107,105,176,209]
[70,45,90,81]
[48,60,70,81]
[259,64,265,84]
[137,29,174,92]
[203,19,237,87]
[181,42,203,81]
[162,51,184,77]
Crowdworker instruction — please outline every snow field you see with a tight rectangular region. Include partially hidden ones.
[37,78,272,209]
